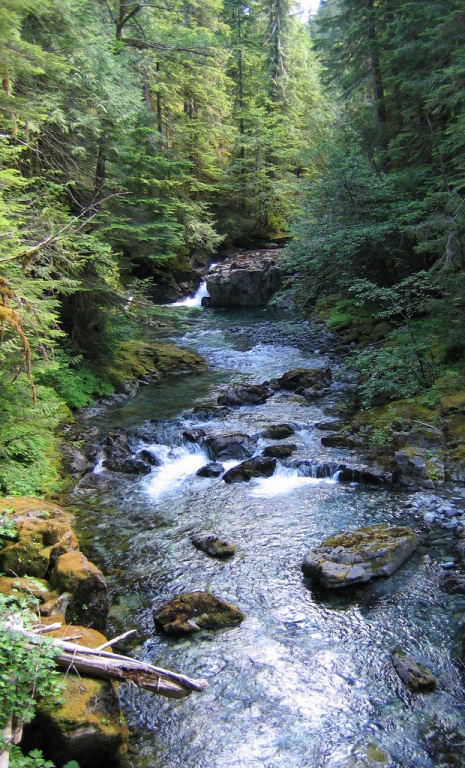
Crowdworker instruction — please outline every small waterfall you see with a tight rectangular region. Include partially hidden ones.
[144,443,208,500]
[170,281,210,308]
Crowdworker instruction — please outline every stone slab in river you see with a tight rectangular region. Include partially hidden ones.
[301,524,418,588]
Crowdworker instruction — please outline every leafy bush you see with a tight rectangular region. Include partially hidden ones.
[0,594,63,767]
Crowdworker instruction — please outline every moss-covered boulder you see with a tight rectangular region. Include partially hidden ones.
[152,343,206,375]
[301,524,418,588]
[264,423,295,440]
[50,551,109,632]
[191,533,236,558]
[394,448,438,490]
[0,497,78,578]
[26,624,128,768]
[154,591,245,635]
[391,651,436,692]
[263,444,297,458]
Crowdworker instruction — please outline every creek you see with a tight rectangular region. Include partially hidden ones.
[66,294,465,768]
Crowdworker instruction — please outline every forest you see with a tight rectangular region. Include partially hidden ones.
[1,0,465,496]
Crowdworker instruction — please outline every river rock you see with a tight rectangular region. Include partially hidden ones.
[223,456,277,483]
[277,367,332,391]
[217,383,270,406]
[204,433,256,460]
[154,591,245,634]
[263,444,297,458]
[391,651,436,691]
[264,423,295,439]
[196,462,224,477]
[206,249,283,307]
[191,533,236,557]
[440,570,465,594]
[50,551,109,632]
[336,741,392,768]
[183,428,205,443]
[301,524,418,588]
[394,449,436,490]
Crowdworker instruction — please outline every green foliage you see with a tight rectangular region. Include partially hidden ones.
[350,326,438,409]
[0,379,69,496]
[0,515,17,541]
[9,746,55,768]
[0,594,63,761]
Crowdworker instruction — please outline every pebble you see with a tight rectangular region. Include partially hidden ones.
[424,512,437,524]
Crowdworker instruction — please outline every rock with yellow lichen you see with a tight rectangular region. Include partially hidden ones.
[23,623,128,768]
[301,524,418,588]
[0,497,78,578]
[154,591,245,635]
[50,551,109,632]
[0,497,108,630]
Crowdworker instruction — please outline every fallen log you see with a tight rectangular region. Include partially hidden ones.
[5,623,207,700]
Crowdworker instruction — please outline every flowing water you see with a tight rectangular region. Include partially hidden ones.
[67,299,465,768]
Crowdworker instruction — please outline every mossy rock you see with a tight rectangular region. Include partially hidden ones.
[391,650,436,692]
[191,533,236,558]
[154,591,245,635]
[263,444,297,458]
[27,625,128,768]
[264,423,295,439]
[440,390,465,414]
[301,524,418,588]
[0,497,78,577]
[341,741,392,768]
[152,343,206,375]
[51,551,109,632]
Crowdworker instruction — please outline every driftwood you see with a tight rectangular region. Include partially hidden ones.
[6,623,207,699]
[0,623,206,768]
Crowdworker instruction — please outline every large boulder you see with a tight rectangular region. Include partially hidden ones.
[196,462,224,478]
[0,497,78,578]
[264,423,295,439]
[301,524,418,588]
[394,449,437,490]
[223,456,276,483]
[263,444,297,458]
[154,592,245,635]
[25,624,128,768]
[50,551,109,632]
[203,433,256,461]
[218,383,270,406]
[206,249,283,307]
[277,367,332,391]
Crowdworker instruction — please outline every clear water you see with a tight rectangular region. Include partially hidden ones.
[67,307,465,768]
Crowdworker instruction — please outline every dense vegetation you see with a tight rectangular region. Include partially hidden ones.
[1,0,465,496]
[0,0,324,495]
[287,0,465,413]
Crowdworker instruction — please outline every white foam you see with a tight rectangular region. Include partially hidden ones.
[171,281,209,308]
[145,444,208,500]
